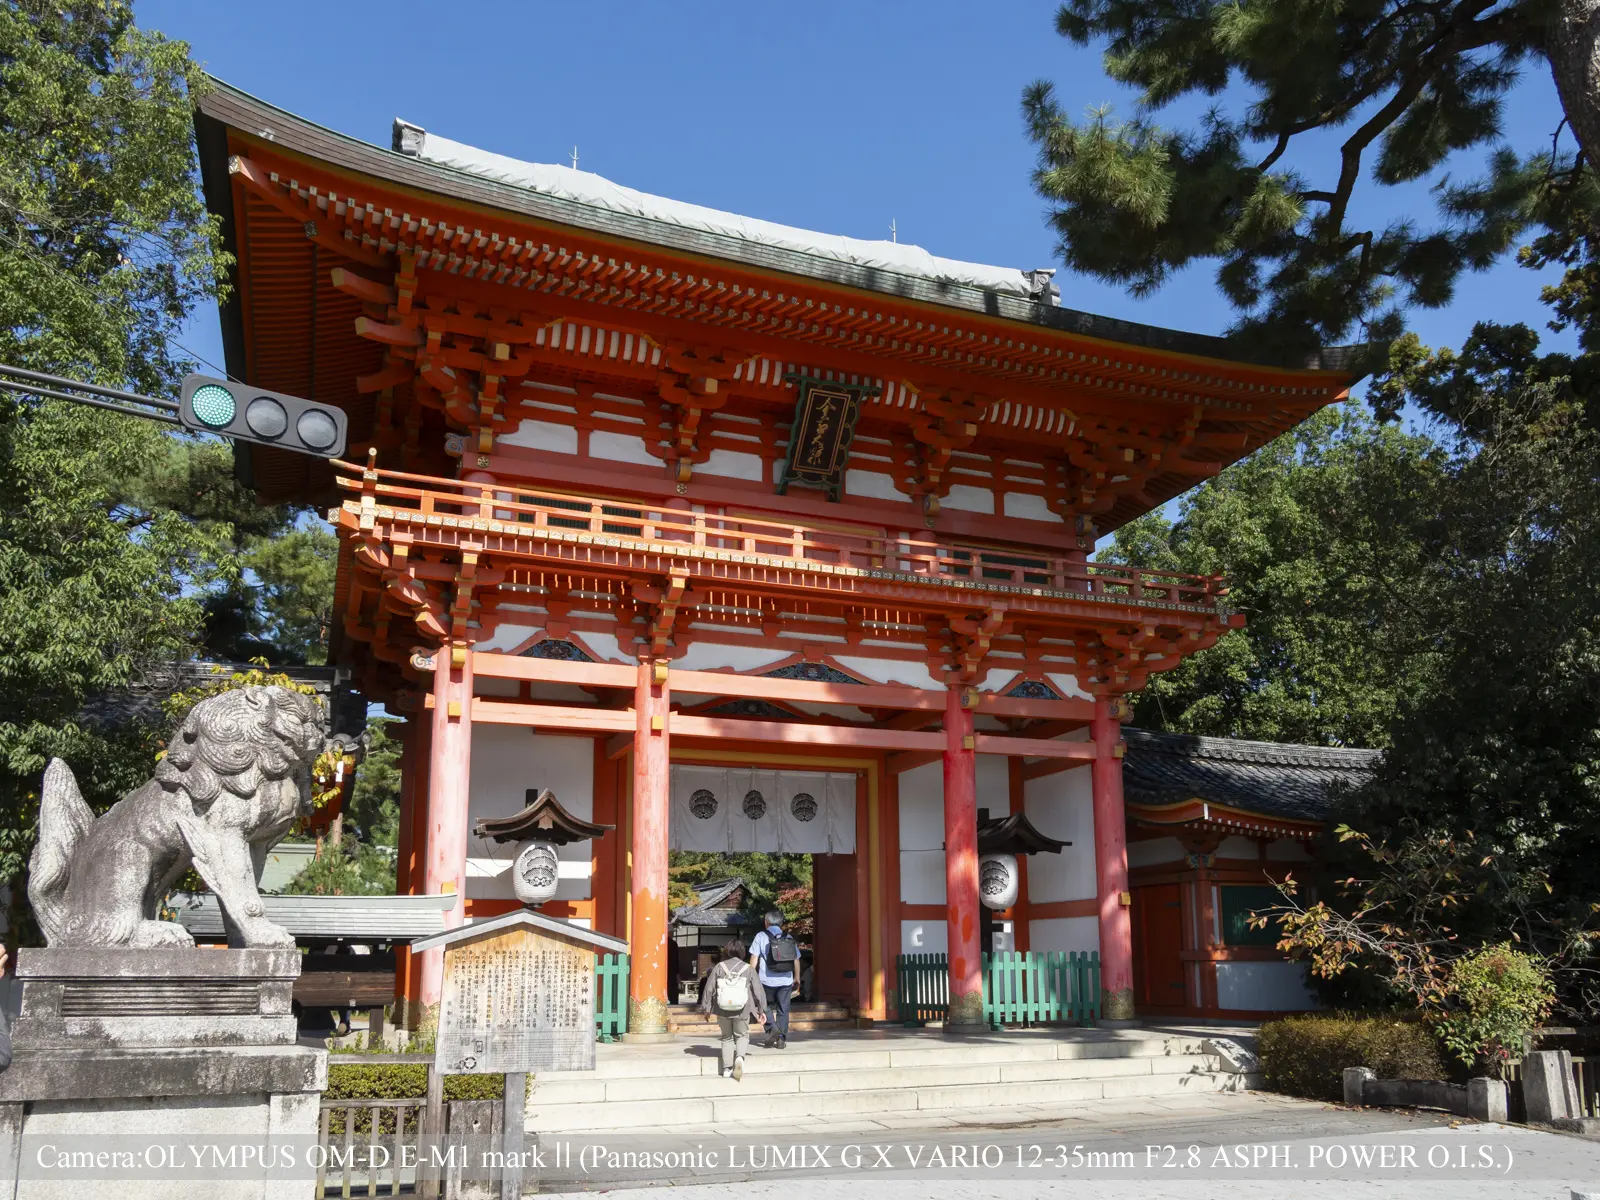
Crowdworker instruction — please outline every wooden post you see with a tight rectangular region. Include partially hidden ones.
[1092,696,1135,1019]
[943,686,983,1027]
[420,1061,444,1200]
[627,656,671,1036]
[501,1071,526,1199]
[421,643,474,1007]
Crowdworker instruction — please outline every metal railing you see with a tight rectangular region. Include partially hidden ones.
[895,951,1101,1028]
[334,461,1227,609]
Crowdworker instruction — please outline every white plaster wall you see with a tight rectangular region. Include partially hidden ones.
[473,676,520,698]
[976,754,1009,817]
[1266,838,1313,861]
[1023,765,1097,903]
[898,760,945,905]
[466,727,594,901]
[1044,673,1094,702]
[582,630,633,663]
[1002,492,1063,523]
[1215,961,1321,1011]
[590,430,662,466]
[670,643,792,673]
[834,657,942,689]
[700,448,764,481]
[1029,916,1099,955]
[899,851,946,905]
[1127,836,1186,868]
[475,622,540,653]
[897,762,943,852]
[941,484,994,514]
[901,919,947,954]
[499,418,578,453]
[1216,836,1261,860]
[845,469,910,502]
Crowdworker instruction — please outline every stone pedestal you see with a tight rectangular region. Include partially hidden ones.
[0,948,326,1199]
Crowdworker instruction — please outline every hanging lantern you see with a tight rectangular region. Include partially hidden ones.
[979,852,1019,911]
[511,840,561,907]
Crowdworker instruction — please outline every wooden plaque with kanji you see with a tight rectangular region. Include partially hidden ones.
[435,925,596,1074]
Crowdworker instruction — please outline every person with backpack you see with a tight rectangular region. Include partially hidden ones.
[748,910,798,1049]
[700,938,765,1080]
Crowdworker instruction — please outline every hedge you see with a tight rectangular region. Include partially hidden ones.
[1257,1014,1446,1102]
[323,1064,507,1136]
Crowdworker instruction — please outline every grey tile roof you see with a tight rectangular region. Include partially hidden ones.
[1121,727,1379,824]
[671,878,759,928]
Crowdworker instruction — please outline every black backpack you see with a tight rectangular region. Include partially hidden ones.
[764,931,799,969]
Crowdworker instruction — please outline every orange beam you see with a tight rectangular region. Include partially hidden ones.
[471,650,1096,721]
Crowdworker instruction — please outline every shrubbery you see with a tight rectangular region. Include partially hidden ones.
[1435,944,1554,1077]
[1258,1014,1446,1101]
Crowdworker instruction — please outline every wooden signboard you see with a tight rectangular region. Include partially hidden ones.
[776,376,877,500]
[412,908,628,1077]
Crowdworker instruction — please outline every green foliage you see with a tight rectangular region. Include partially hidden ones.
[667,852,813,921]
[1023,0,1588,353]
[242,525,337,666]
[1257,1013,1446,1101]
[0,3,256,925]
[1435,944,1554,1075]
[346,717,402,850]
[325,1063,503,1102]
[1102,403,1446,745]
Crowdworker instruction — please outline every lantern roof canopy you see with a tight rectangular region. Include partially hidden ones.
[976,808,1071,856]
[474,788,615,846]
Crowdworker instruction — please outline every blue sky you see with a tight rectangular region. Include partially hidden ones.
[142,0,1575,407]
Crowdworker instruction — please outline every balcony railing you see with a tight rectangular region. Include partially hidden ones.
[334,461,1227,609]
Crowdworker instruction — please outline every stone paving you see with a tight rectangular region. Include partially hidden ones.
[532,1080,1600,1198]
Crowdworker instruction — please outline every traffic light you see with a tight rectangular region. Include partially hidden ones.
[178,374,348,458]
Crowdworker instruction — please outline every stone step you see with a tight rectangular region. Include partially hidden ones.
[667,1018,858,1033]
[523,1065,1234,1133]
[538,1035,1204,1082]
[529,1051,1221,1105]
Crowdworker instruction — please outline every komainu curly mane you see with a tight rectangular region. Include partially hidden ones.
[30,685,328,949]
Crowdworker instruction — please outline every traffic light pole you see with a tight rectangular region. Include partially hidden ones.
[0,362,347,458]
[0,363,182,426]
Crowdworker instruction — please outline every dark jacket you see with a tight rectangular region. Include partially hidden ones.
[699,959,766,1021]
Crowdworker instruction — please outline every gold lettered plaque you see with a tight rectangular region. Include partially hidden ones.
[434,925,597,1074]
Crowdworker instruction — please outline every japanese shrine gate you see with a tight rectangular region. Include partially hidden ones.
[194,79,1361,1032]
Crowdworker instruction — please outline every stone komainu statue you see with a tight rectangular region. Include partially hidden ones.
[29,685,328,949]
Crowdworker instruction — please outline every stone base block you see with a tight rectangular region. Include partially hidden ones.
[0,1045,325,1200]
[12,948,299,1050]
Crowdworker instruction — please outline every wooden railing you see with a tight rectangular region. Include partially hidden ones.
[894,951,1101,1028]
[335,461,1227,609]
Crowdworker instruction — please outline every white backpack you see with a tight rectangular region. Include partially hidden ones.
[714,964,751,1014]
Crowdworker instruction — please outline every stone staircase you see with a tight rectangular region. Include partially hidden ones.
[526,1029,1247,1133]
[665,1000,856,1034]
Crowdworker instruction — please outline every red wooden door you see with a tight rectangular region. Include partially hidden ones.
[810,852,858,1005]
[1131,883,1187,1010]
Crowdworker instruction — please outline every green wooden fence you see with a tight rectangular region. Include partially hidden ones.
[894,951,1100,1028]
[595,952,629,1041]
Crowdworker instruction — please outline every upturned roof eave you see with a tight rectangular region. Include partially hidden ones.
[192,76,1372,378]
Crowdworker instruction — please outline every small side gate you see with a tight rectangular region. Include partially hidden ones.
[894,951,1100,1027]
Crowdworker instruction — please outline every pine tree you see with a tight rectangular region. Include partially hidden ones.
[1024,0,1595,361]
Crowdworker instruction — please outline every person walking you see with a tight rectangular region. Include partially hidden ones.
[700,938,764,1081]
[749,910,798,1049]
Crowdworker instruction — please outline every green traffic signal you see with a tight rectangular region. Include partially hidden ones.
[178,374,346,458]
[189,383,237,427]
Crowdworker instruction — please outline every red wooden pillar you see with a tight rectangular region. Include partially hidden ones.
[1092,696,1135,1018]
[628,657,672,1036]
[419,644,474,1007]
[943,686,983,1026]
